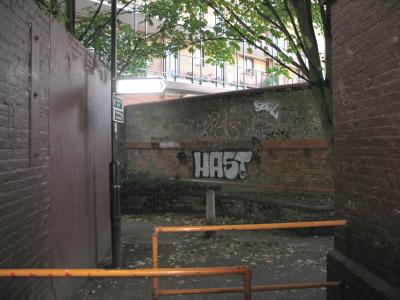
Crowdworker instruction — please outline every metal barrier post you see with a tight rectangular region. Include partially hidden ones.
[243,267,252,300]
[152,229,160,299]
[152,220,347,298]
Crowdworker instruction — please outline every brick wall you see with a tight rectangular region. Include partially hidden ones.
[0,1,111,299]
[327,1,400,299]
[121,85,334,219]
[0,1,52,298]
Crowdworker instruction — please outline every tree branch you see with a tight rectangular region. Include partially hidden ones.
[84,0,136,47]
[117,24,179,76]
[117,43,140,77]
[78,0,105,41]
[203,0,308,81]
[283,0,307,56]
[260,0,310,75]
[220,1,308,76]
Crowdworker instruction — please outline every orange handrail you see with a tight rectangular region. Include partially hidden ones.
[159,281,340,296]
[153,220,347,234]
[0,267,247,278]
[0,266,252,299]
[152,219,347,299]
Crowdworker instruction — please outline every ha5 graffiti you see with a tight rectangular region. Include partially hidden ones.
[193,151,253,180]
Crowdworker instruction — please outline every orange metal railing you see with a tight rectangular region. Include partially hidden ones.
[0,266,252,299]
[152,219,347,299]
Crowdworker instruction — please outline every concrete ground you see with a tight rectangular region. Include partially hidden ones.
[75,213,334,300]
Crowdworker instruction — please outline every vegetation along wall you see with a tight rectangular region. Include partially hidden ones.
[121,84,334,221]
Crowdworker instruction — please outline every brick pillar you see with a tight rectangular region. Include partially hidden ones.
[328,1,400,299]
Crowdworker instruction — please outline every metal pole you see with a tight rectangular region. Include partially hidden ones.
[110,0,122,268]
[236,54,239,90]
[222,63,225,88]
[242,40,246,88]
[191,51,194,83]
[205,189,216,238]
[65,0,75,34]
[144,0,148,77]
[152,230,160,299]
[199,45,203,85]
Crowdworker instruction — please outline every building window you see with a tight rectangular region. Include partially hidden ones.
[166,51,179,77]
[195,48,205,66]
[245,57,254,74]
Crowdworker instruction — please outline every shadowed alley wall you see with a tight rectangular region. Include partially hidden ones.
[0,1,111,299]
[327,1,400,299]
[121,85,334,220]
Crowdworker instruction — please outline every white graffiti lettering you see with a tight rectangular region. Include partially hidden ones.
[193,151,252,180]
[254,100,279,119]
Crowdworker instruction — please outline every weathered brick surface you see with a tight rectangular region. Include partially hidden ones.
[328,0,400,299]
[0,0,52,298]
[123,85,332,189]
[0,1,111,299]
[121,85,334,218]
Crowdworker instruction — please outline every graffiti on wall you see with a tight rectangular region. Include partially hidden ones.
[254,100,279,119]
[177,99,315,141]
[193,151,252,180]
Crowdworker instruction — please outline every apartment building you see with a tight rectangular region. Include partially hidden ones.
[77,0,304,105]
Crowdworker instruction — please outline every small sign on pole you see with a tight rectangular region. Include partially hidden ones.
[113,95,124,123]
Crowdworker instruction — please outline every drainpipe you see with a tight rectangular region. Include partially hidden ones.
[110,0,122,268]
[144,0,148,77]
[65,0,75,34]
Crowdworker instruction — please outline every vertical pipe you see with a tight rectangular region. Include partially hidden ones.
[191,50,194,83]
[199,9,203,85]
[199,46,203,85]
[215,13,218,87]
[174,52,178,81]
[215,65,218,87]
[152,230,160,300]
[205,190,216,239]
[144,0,148,77]
[65,0,75,34]
[162,36,166,79]
[222,63,225,88]
[110,0,122,268]
[236,54,239,90]
[243,268,252,300]
[242,40,246,88]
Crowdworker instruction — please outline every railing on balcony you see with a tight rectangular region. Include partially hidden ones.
[136,53,304,90]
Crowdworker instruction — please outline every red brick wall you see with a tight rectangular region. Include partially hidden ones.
[0,1,52,298]
[0,1,111,299]
[328,0,400,299]
[121,85,334,218]
[125,140,332,194]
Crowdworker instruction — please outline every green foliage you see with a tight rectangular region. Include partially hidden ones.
[33,0,333,141]
[145,0,329,83]
[33,1,330,100]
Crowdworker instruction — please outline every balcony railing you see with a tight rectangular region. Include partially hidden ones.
[136,54,304,90]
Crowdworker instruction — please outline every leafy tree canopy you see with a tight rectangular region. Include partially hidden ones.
[34,0,333,140]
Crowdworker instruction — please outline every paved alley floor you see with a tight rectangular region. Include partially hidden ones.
[75,213,334,300]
